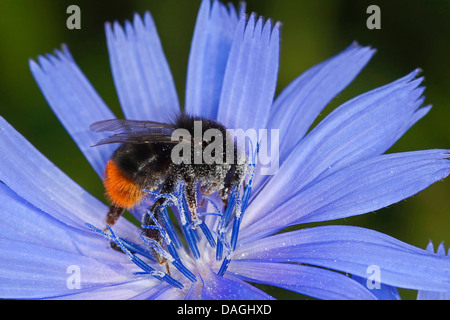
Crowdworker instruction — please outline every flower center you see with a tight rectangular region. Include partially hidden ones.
[87,148,257,289]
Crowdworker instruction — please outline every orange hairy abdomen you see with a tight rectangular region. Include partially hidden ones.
[103,160,145,209]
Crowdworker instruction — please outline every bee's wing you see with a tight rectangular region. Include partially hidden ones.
[90,119,177,146]
[89,119,172,132]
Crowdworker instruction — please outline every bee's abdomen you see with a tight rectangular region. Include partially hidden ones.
[103,160,145,209]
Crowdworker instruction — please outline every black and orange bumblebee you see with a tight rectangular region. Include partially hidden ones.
[90,113,247,268]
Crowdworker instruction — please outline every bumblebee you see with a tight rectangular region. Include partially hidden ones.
[90,113,247,268]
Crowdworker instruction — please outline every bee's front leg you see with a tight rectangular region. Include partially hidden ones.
[185,181,201,228]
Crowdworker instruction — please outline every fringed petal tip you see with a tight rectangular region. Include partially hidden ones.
[105,11,155,38]
[240,12,281,38]
[217,9,280,131]
[414,67,424,76]
[185,0,243,118]
[28,41,117,178]
[29,44,73,75]
[349,40,376,53]
[426,241,450,256]
[237,225,450,293]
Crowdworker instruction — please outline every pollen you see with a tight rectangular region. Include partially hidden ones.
[104,160,145,209]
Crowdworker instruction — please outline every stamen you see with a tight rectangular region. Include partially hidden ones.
[197,212,223,218]
[198,221,216,248]
[140,233,173,262]
[143,190,182,249]
[140,234,197,283]
[216,141,259,275]
[202,196,223,216]
[141,209,172,245]
[216,188,237,261]
[141,208,199,282]
[160,208,182,249]
[185,198,217,248]
[85,223,183,289]
[183,225,201,259]
[141,208,179,260]
[144,185,201,259]
[230,173,253,251]
[230,197,243,251]
[217,256,231,277]
[178,182,201,259]
[118,237,156,262]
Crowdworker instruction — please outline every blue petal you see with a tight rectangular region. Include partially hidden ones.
[0,182,98,249]
[217,13,280,131]
[127,283,180,300]
[29,45,116,177]
[0,182,156,299]
[248,70,428,216]
[185,0,242,119]
[184,280,203,300]
[236,225,450,292]
[0,181,140,251]
[52,280,167,300]
[251,44,375,193]
[229,261,376,300]
[351,275,401,300]
[0,117,120,230]
[267,42,375,162]
[417,242,450,300]
[241,149,450,238]
[0,237,146,299]
[199,266,274,299]
[105,12,179,122]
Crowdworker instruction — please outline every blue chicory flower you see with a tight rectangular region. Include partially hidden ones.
[1,0,449,299]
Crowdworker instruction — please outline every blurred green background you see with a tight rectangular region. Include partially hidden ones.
[0,0,449,299]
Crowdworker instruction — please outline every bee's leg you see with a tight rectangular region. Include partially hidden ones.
[218,188,229,209]
[142,210,171,275]
[185,180,200,227]
[104,205,128,252]
[105,205,125,227]
[199,185,208,207]
[143,175,177,275]
[219,180,243,211]
[199,184,218,207]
